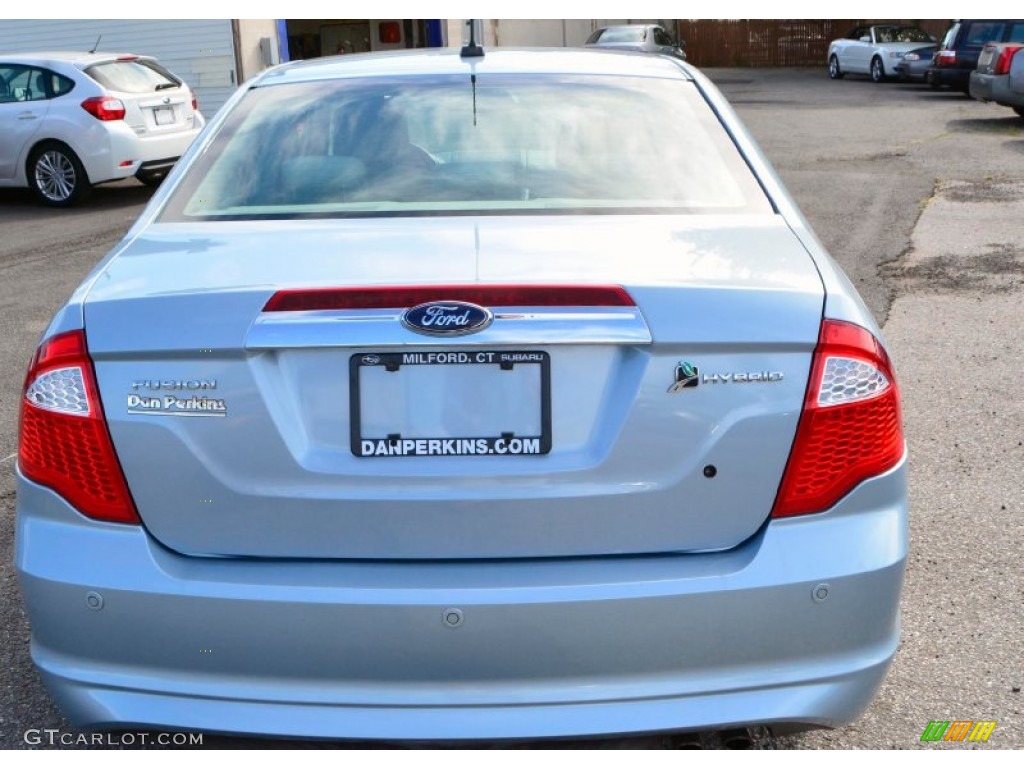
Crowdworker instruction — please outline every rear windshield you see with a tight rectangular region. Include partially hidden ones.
[940,23,960,49]
[160,74,772,221]
[598,28,647,43]
[962,22,1006,48]
[85,59,180,93]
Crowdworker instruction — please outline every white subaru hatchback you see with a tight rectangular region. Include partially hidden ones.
[0,52,204,206]
[16,48,907,742]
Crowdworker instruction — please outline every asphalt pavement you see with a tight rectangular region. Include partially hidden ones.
[0,68,1021,749]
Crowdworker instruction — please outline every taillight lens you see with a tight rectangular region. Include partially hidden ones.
[994,45,1023,76]
[936,50,956,66]
[263,285,636,311]
[81,96,126,121]
[191,94,198,112]
[772,320,904,518]
[18,330,139,524]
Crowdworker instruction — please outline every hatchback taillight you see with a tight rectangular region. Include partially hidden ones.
[771,320,904,518]
[18,330,139,524]
[936,50,956,67]
[994,45,1023,75]
[81,96,126,121]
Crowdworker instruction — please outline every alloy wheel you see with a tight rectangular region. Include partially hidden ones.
[871,58,884,83]
[34,150,77,203]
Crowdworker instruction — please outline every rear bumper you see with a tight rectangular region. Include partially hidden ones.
[15,459,907,741]
[969,71,1022,107]
[135,158,179,176]
[927,66,971,89]
[78,118,203,185]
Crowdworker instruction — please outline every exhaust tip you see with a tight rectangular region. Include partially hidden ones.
[720,728,753,749]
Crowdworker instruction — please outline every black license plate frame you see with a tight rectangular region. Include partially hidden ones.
[350,350,551,458]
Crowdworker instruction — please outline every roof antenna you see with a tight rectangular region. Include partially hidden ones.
[470,73,478,127]
[461,19,484,58]
[89,34,102,54]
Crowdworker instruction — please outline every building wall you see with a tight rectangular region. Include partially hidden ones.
[490,20,580,47]
[447,19,658,48]
[283,19,422,58]
[235,19,280,81]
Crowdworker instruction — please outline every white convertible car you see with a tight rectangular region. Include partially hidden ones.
[828,24,937,82]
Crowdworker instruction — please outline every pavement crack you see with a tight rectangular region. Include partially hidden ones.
[878,177,939,327]
[0,231,115,273]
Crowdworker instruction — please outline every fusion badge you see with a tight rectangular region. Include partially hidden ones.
[401,300,493,337]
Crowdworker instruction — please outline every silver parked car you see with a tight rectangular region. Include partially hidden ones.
[16,49,906,741]
[585,24,686,59]
[828,24,936,82]
[0,52,204,206]
[970,41,1024,119]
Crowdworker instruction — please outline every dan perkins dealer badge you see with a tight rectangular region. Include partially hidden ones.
[127,379,227,417]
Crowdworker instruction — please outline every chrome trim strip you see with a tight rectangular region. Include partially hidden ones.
[246,307,652,349]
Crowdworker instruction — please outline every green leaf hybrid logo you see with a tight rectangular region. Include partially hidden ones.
[668,361,700,393]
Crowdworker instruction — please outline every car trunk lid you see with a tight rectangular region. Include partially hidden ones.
[85,214,824,559]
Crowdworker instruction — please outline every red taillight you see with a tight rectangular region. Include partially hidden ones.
[18,330,139,524]
[936,50,956,67]
[191,94,198,112]
[81,96,126,121]
[771,320,904,518]
[263,285,636,312]
[994,45,1023,76]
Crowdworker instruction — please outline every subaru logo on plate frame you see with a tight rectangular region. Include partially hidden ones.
[401,300,494,337]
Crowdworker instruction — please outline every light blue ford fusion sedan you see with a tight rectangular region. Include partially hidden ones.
[15,47,907,742]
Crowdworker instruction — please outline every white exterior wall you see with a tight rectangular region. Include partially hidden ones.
[235,19,281,81]
[0,19,237,115]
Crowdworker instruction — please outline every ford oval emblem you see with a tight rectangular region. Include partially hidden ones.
[401,300,493,336]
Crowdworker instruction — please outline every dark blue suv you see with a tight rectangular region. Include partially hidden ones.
[927,19,1024,91]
